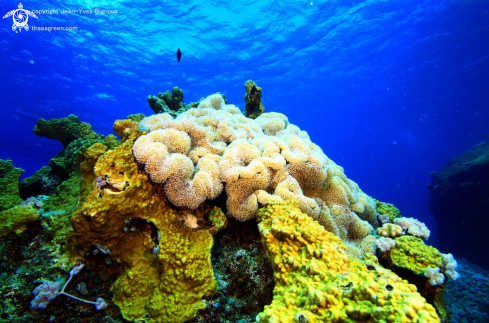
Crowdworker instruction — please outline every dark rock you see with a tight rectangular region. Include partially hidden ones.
[244,80,265,119]
[429,140,489,269]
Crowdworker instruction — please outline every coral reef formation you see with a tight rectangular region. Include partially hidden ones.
[133,93,378,258]
[256,200,440,322]
[394,217,430,240]
[389,236,442,274]
[244,80,265,119]
[0,84,466,323]
[376,223,403,238]
[188,217,275,323]
[429,138,489,269]
[147,86,217,117]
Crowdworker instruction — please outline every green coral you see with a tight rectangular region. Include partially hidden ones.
[0,205,38,237]
[390,235,443,274]
[42,173,79,255]
[126,113,146,123]
[374,198,401,221]
[49,134,119,176]
[209,206,227,231]
[22,116,120,199]
[34,114,102,148]
[0,159,24,211]
[43,173,80,213]
[147,87,191,116]
[255,200,440,323]
[71,141,217,322]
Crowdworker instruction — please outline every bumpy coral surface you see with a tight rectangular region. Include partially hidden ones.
[375,237,396,252]
[147,87,195,116]
[71,139,216,322]
[394,217,430,240]
[255,200,440,323]
[389,236,442,275]
[0,159,24,211]
[133,94,378,257]
[0,205,38,237]
[33,114,102,148]
[376,223,404,238]
[373,198,401,222]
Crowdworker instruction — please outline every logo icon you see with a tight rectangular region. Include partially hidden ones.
[3,3,38,32]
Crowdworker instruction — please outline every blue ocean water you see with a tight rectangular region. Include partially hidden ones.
[1,0,488,252]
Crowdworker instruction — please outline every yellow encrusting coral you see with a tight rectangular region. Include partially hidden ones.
[255,200,440,323]
[71,136,216,323]
[374,198,401,222]
[390,235,442,274]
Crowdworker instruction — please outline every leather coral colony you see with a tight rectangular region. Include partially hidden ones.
[133,93,378,257]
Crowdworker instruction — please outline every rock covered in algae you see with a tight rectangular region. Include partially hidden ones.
[34,114,102,148]
[0,204,38,237]
[0,159,24,211]
[22,115,119,198]
[71,135,216,322]
[244,79,265,119]
[147,87,198,117]
[255,200,440,323]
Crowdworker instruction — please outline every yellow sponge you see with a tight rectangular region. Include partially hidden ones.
[71,139,216,322]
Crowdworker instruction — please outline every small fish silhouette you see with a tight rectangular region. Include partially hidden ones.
[177,48,182,62]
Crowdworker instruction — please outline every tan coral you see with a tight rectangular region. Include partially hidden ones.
[133,95,382,254]
[274,175,320,217]
[138,113,174,131]
[133,129,221,209]
[197,93,225,110]
[377,223,404,238]
[255,112,289,135]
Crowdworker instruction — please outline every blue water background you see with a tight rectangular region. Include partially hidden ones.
[1,0,488,251]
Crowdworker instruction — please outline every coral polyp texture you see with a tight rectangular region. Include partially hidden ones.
[376,223,403,238]
[71,139,216,322]
[133,93,378,258]
[255,200,440,323]
[0,159,25,211]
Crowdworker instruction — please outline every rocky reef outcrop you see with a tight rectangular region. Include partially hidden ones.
[428,139,489,269]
